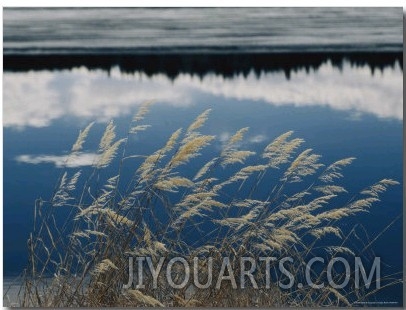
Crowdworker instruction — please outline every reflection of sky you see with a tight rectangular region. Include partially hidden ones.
[15,153,98,168]
[3,63,403,304]
[3,61,402,129]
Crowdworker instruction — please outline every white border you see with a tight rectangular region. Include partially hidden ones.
[1,1,405,8]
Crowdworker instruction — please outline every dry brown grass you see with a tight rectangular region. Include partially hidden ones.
[7,104,401,307]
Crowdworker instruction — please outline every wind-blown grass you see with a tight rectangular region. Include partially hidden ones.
[8,104,401,307]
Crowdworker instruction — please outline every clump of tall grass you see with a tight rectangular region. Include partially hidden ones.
[11,103,400,307]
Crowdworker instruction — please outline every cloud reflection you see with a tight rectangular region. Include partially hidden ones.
[15,153,98,168]
[3,61,402,129]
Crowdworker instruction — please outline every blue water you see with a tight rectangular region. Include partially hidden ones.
[3,62,403,303]
[2,7,404,306]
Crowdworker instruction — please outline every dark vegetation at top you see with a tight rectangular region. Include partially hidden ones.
[4,51,402,80]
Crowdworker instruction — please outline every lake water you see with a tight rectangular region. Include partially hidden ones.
[3,8,403,54]
[2,7,403,306]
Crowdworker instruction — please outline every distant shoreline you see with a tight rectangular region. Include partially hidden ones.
[4,51,403,79]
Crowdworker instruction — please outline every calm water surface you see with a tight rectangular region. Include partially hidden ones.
[2,7,403,305]
[3,8,402,53]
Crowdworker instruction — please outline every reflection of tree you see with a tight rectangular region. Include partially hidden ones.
[4,51,402,80]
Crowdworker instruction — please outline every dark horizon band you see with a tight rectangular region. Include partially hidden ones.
[4,50,403,79]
